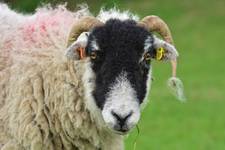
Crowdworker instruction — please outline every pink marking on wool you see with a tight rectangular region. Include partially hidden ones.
[21,12,67,42]
[21,24,36,43]
[7,5,80,50]
[3,40,13,50]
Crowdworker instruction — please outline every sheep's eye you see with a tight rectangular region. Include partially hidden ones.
[90,51,97,60]
[144,52,151,61]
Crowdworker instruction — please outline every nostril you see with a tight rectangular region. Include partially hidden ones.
[124,111,133,120]
[111,111,121,121]
[111,111,133,127]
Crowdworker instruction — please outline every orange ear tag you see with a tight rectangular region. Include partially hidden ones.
[76,47,86,59]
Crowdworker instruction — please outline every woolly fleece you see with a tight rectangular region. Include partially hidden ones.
[0,4,134,150]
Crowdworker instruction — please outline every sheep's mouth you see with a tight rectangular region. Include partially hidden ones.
[107,126,130,135]
[104,121,132,135]
[113,130,129,135]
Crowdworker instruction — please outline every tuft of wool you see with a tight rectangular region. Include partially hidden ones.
[97,7,139,23]
[167,77,186,102]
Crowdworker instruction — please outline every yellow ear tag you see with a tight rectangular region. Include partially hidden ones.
[156,47,165,60]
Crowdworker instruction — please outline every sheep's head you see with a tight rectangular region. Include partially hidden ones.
[66,16,179,134]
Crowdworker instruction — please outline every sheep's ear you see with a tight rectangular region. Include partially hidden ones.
[152,36,178,61]
[65,32,89,60]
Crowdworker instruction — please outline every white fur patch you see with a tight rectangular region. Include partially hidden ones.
[141,68,152,110]
[102,72,140,130]
[90,38,100,51]
[139,36,153,62]
[97,8,139,23]
[82,59,105,128]
[144,36,153,52]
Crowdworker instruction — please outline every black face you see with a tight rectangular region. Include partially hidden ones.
[86,19,154,110]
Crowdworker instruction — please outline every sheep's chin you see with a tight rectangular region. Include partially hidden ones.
[105,124,130,135]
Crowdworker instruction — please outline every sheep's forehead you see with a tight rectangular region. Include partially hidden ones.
[88,19,152,57]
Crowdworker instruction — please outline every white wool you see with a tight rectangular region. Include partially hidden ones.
[0,3,140,150]
[97,7,139,23]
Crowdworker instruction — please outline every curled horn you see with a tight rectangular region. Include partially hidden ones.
[139,15,186,101]
[138,15,174,44]
[67,16,103,47]
[138,15,176,76]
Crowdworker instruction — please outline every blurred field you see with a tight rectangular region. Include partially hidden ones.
[3,0,225,149]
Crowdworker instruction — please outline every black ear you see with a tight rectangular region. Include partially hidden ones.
[65,32,89,60]
[152,36,178,61]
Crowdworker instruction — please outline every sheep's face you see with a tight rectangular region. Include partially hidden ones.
[66,18,177,134]
[85,19,153,134]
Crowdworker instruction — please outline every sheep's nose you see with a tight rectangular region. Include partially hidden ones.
[111,111,133,132]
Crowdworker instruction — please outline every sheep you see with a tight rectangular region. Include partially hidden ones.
[0,3,185,150]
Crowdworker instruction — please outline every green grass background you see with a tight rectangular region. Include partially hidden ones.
[3,0,225,149]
